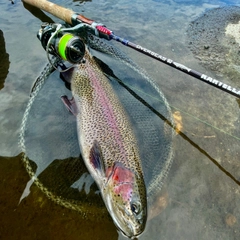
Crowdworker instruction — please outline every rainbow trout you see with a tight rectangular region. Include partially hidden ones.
[61,48,147,238]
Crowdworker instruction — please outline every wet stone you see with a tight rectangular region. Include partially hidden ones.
[225,214,237,227]
[187,6,240,84]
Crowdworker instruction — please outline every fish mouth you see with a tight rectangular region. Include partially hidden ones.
[103,191,145,238]
[108,204,145,238]
[107,206,144,238]
[117,225,143,239]
[114,216,144,239]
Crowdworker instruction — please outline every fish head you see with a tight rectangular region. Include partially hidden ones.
[103,162,147,238]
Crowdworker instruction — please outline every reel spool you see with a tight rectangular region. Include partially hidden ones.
[57,33,85,63]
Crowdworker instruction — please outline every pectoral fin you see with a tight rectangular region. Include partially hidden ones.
[61,95,78,116]
[89,140,105,177]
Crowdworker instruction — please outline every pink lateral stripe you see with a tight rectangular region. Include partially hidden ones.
[86,62,127,159]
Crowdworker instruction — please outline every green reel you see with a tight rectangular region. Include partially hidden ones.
[37,23,86,64]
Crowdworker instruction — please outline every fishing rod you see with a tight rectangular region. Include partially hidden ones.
[22,0,240,99]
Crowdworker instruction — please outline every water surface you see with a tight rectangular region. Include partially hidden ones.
[1,0,240,239]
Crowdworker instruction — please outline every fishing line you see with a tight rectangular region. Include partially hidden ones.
[123,82,240,142]
[86,33,240,142]
[110,74,240,186]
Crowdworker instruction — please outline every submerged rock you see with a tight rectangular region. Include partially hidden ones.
[187,6,240,85]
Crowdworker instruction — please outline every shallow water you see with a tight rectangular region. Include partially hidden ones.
[1,0,240,239]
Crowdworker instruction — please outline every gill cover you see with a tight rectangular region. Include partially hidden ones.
[105,162,147,238]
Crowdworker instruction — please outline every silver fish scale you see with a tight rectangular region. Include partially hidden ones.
[72,50,144,177]
[87,36,175,203]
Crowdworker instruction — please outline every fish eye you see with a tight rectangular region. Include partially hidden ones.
[130,202,141,215]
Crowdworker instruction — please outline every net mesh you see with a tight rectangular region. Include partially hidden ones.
[19,38,175,220]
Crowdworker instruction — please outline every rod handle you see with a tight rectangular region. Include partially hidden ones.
[22,0,74,24]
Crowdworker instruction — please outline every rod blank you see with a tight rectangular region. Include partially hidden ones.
[111,33,240,98]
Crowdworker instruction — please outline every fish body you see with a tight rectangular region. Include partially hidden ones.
[62,48,147,238]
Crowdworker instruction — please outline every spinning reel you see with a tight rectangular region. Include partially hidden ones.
[37,22,86,66]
